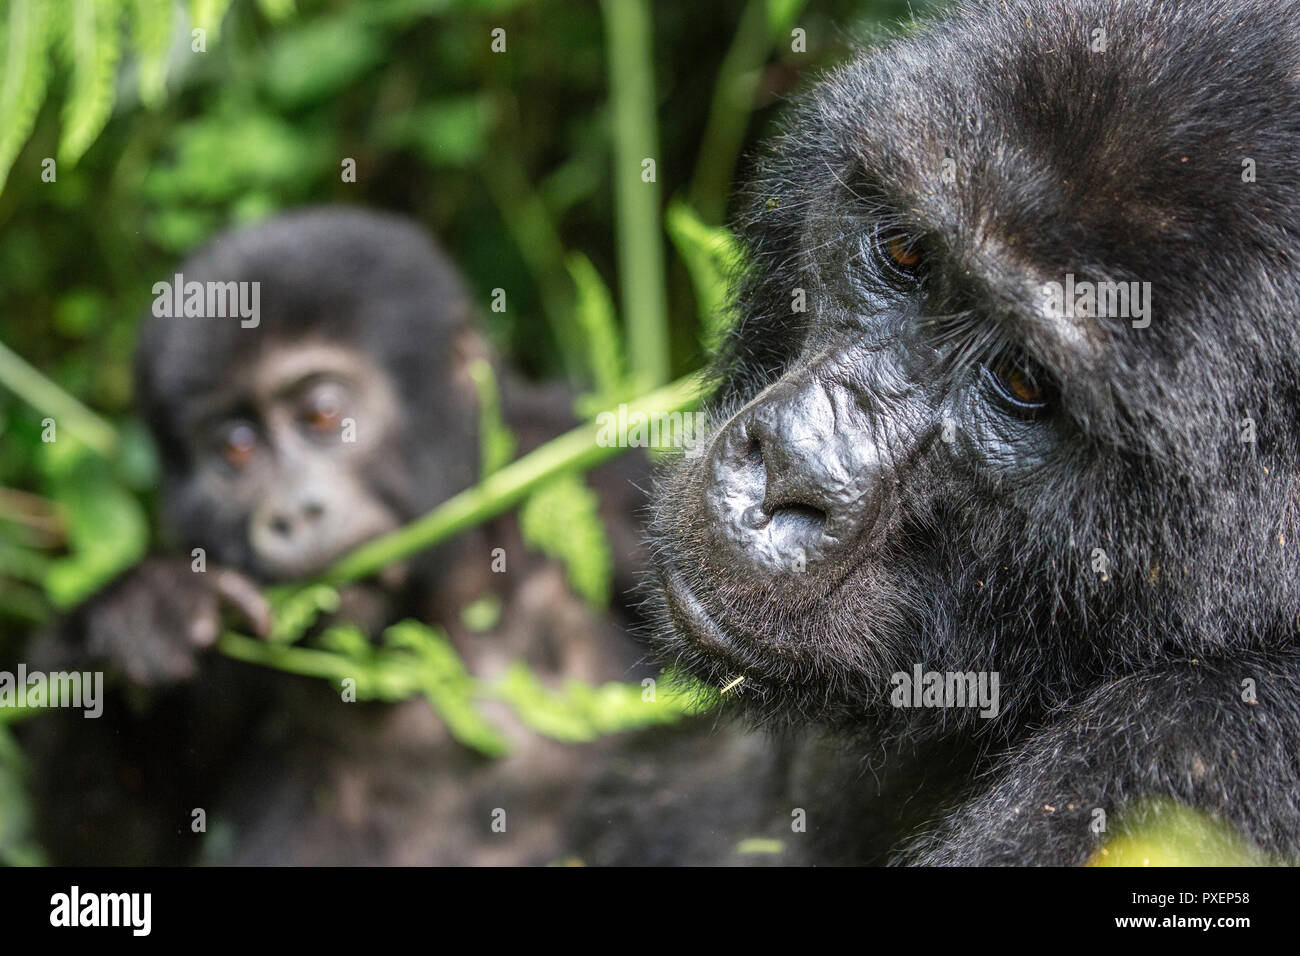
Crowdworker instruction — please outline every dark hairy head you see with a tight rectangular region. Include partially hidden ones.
[650,0,1300,734]
[136,207,482,581]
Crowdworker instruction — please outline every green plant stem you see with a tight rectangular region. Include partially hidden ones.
[689,0,808,225]
[219,632,367,682]
[0,338,118,458]
[601,0,670,391]
[320,373,705,586]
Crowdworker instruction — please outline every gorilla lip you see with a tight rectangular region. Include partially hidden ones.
[660,565,744,663]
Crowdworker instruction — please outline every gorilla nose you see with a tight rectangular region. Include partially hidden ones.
[739,441,830,543]
[703,379,886,578]
[268,499,326,537]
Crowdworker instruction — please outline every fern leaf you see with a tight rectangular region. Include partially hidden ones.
[255,0,295,22]
[565,251,626,403]
[665,199,742,349]
[58,0,124,166]
[129,0,173,109]
[466,358,518,478]
[0,0,52,194]
[520,472,612,608]
[187,0,233,42]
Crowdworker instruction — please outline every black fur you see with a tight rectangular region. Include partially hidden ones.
[648,0,1300,865]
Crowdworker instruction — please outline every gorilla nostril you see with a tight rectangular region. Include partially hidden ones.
[767,502,828,538]
[741,504,770,530]
[269,515,293,537]
[302,501,325,521]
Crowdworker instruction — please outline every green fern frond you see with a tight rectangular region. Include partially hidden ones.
[467,358,518,478]
[129,0,173,109]
[255,0,295,22]
[58,0,124,166]
[665,199,742,350]
[566,251,627,404]
[188,0,233,42]
[0,0,53,193]
[520,471,613,608]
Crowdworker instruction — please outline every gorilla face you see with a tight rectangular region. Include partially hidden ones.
[649,0,1300,732]
[136,207,482,584]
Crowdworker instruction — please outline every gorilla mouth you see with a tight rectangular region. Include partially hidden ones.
[660,565,747,666]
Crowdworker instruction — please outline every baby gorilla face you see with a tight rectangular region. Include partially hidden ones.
[171,341,404,582]
[136,208,483,588]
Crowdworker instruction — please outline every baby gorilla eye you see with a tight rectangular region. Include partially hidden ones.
[301,383,347,433]
[218,421,258,468]
[985,356,1051,413]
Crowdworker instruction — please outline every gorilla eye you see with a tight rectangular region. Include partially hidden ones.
[302,384,346,433]
[870,227,924,287]
[887,236,921,268]
[219,421,258,468]
[986,357,1050,412]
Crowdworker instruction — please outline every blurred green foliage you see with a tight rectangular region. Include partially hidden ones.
[0,0,937,863]
[1088,799,1275,866]
[1,0,929,630]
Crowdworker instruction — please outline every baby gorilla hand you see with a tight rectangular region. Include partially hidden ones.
[82,557,271,686]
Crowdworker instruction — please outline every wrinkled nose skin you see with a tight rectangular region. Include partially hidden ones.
[704,369,892,579]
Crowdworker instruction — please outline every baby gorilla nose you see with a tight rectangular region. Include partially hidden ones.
[267,498,326,538]
[703,377,887,580]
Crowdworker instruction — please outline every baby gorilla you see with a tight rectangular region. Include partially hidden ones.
[649,0,1300,864]
[25,207,663,865]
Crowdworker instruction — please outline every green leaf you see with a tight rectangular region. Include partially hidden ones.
[255,0,296,22]
[112,418,160,492]
[764,0,809,40]
[58,0,124,167]
[384,621,510,756]
[491,663,713,742]
[315,622,372,657]
[377,95,490,168]
[665,199,742,349]
[187,0,234,43]
[0,727,43,865]
[41,449,147,608]
[266,582,341,644]
[0,538,52,585]
[1088,799,1274,866]
[262,18,383,109]
[565,252,626,404]
[129,0,173,109]
[140,107,329,208]
[466,358,517,478]
[460,594,502,633]
[0,0,53,194]
[519,472,612,608]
